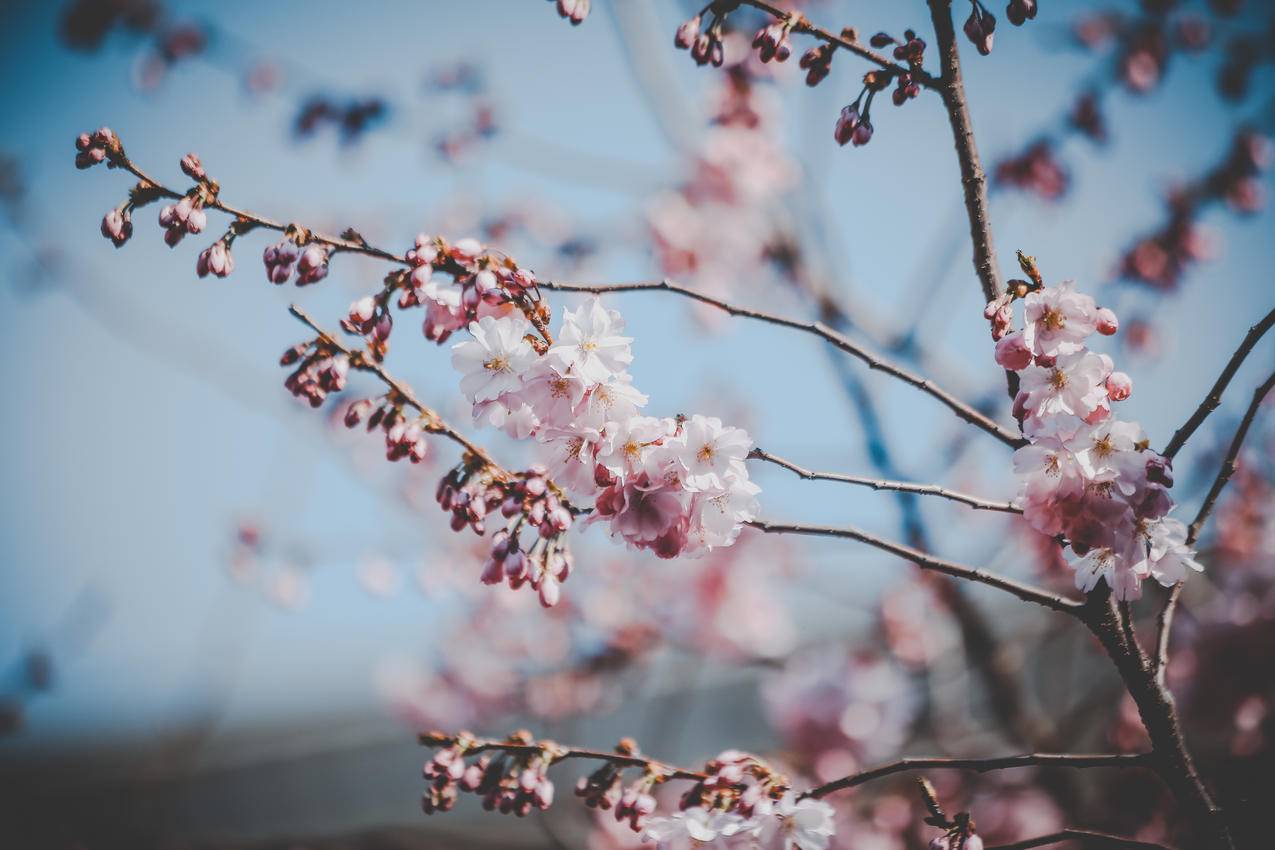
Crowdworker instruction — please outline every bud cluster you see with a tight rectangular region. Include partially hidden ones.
[280,341,350,409]
[574,740,661,832]
[342,396,431,464]
[421,731,558,818]
[673,12,724,68]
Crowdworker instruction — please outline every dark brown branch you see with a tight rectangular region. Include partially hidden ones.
[987,829,1178,850]
[749,447,1021,513]
[925,0,1003,306]
[1153,583,1183,688]
[746,519,1080,614]
[737,0,938,87]
[1079,589,1234,850]
[1162,307,1275,460]
[288,305,505,474]
[541,279,1025,448]
[805,752,1152,799]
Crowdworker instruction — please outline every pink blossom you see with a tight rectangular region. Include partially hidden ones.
[1022,281,1098,358]
[1017,350,1111,424]
[549,299,633,383]
[451,314,536,402]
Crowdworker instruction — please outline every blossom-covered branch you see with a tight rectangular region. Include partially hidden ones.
[417,728,1158,848]
[541,279,1024,448]
[746,519,1080,614]
[749,447,1021,514]
[1161,306,1275,460]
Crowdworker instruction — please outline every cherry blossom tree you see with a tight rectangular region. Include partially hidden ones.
[50,1,1275,849]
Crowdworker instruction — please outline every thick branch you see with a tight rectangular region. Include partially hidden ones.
[806,752,1152,799]
[1162,307,1275,460]
[749,447,1021,513]
[925,0,1003,306]
[746,519,1080,614]
[541,279,1024,448]
[987,830,1178,850]
[1079,589,1233,849]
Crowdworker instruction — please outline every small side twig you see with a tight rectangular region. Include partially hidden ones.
[746,519,1080,614]
[749,447,1021,513]
[1162,307,1275,460]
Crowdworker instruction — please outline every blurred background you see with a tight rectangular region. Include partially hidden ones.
[1,0,1273,848]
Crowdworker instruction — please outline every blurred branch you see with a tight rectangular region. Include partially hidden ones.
[746,519,1080,614]
[987,830,1178,850]
[1161,306,1275,460]
[749,447,1021,513]
[542,279,1025,447]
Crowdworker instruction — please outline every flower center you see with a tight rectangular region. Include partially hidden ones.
[582,340,598,352]
[1093,435,1113,458]
[1049,368,1068,389]
[1042,307,1066,331]
[550,377,571,398]
[697,444,714,464]
[483,355,509,372]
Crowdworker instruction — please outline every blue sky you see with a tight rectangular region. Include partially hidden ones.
[1,0,1271,768]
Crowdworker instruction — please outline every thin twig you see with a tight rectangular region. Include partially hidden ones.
[746,519,1080,614]
[1187,370,1275,543]
[986,830,1178,850]
[115,156,411,265]
[1153,583,1182,688]
[1154,371,1275,681]
[288,305,504,473]
[804,752,1153,798]
[1162,307,1275,460]
[541,279,1025,448]
[749,447,1021,513]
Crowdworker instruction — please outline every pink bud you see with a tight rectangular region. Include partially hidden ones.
[1095,306,1119,335]
[539,575,560,607]
[674,16,700,49]
[994,331,1034,371]
[1106,371,1132,401]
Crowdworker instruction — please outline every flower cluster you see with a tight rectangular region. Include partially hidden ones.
[74,127,116,170]
[280,341,349,409]
[985,257,1203,600]
[642,752,835,850]
[450,298,760,562]
[674,11,725,68]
